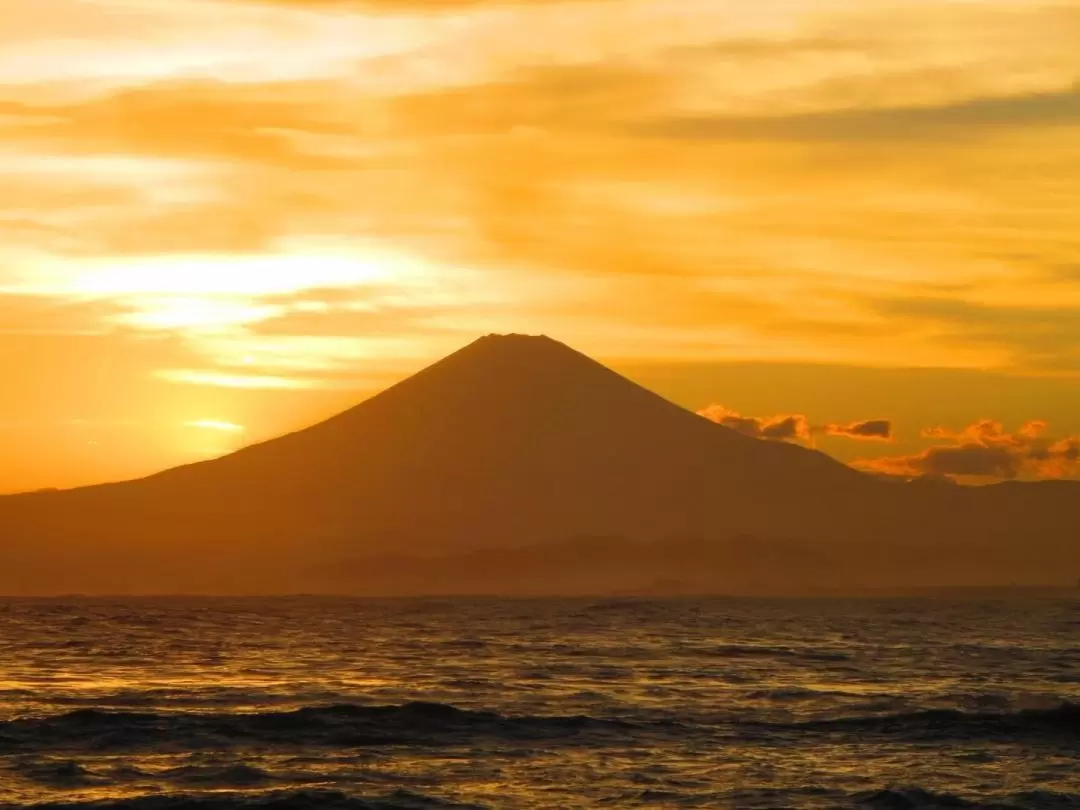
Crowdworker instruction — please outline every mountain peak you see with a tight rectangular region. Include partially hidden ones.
[476,332,554,343]
[410,332,601,387]
[462,332,576,360]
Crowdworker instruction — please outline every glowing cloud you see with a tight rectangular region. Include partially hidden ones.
[158,370,316,390]
[698,405,811,442]
[826,419,893,441]
[855,419,1080,481]
[0,242,490,385]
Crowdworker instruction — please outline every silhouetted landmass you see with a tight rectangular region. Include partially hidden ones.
[317,536,1080,597]
[0,334,1076,594]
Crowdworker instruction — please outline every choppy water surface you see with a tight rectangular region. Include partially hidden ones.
[0,597,1077,809]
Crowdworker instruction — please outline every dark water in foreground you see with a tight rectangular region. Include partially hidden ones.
[0,598,1078,809]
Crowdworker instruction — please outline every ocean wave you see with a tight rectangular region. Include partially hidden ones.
[788,702,1080,741]
[167,763,277,787]
[8,757,429,793]
[855,787,1080,809]
[744,686,872,701]
[16,786,1080,810]
[0,702,635,753]
[696,644,852,662]
[45,689,350,710]
[13,759,108,788]
[6,700,1078,754]
[13,788,484,810]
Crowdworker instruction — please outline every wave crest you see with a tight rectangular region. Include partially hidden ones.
[17,788,484,810]
[0,702,631,753]
[793,702,1080,741]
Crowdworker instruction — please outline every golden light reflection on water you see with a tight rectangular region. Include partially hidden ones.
[0,598,1076,806]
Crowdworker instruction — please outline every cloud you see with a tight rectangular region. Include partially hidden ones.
[701,408,1079,480]
[156,369,316,390]
[874,298,1080,373]
[223,0,592,9]
[0,295,124,336]
[2,0,1080,380]
[864,443,1021,479]
[0,242,501,388]
[2,80,354,168]
[920,418,1048,447]
[854,419,1080,480]
[637,87,1080,143]
[825,418,893,441]
[700,406,897,445]
[697,405,811,442]
[1039,437,1080,478]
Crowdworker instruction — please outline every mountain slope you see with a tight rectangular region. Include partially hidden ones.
[0,334,1076,594]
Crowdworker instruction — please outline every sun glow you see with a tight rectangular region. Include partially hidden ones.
[121,297,282,331]
[64,247,407,298]
[4,242,437,308]
[185,420,245,433]
[180,418,248,460]
[160,370,317,390]
[0,243,472,385]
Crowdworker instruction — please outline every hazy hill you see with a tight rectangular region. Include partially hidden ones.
[0,334,1076,594]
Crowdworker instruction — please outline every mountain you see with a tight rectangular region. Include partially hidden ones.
[0,334,1077,594]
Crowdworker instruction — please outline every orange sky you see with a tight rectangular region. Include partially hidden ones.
[2,0,1079,492]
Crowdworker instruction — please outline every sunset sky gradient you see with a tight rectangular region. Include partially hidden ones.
[2,0,1079,491]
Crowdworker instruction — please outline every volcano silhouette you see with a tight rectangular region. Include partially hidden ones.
[0,334,1076,594]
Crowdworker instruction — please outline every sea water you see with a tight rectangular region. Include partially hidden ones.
[0,597,1077,809]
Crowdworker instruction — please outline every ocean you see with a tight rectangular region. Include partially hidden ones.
[0,597,1077,809]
